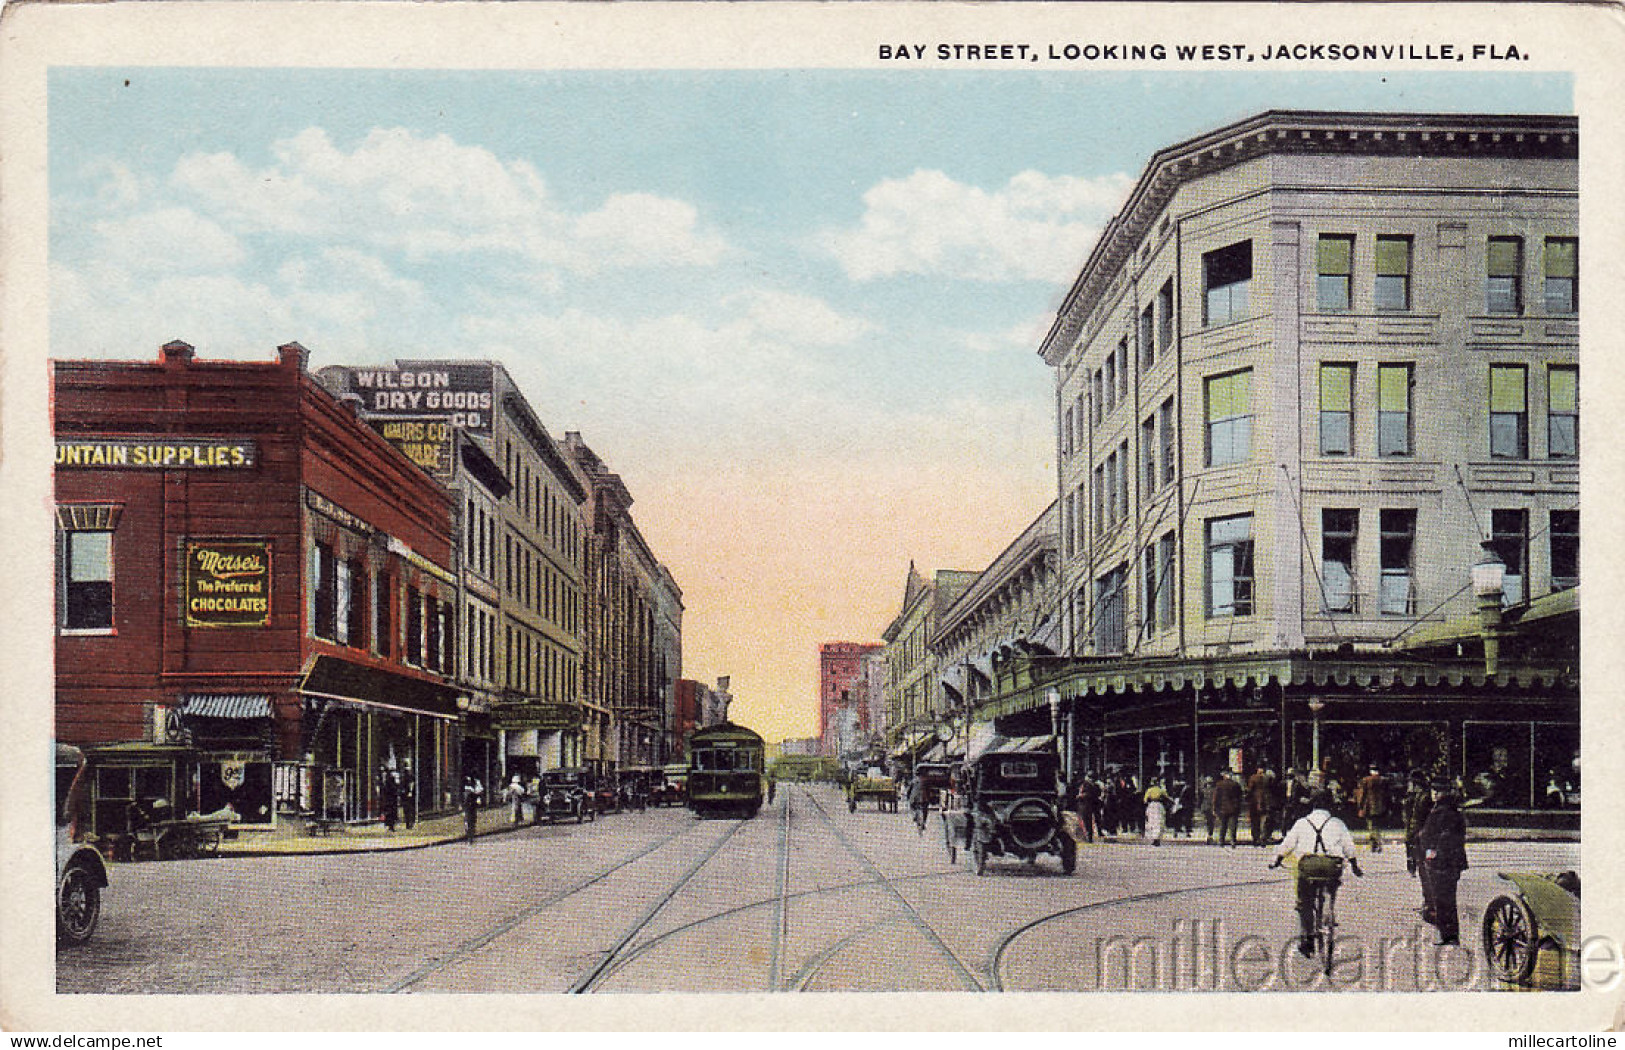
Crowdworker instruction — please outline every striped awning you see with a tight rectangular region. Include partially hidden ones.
[182,694,273,720]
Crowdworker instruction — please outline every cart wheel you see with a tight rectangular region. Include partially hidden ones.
[1482,893,1540,984]
[1060,836,1077,875]
[57,864,101,944]
[972,840,988,876]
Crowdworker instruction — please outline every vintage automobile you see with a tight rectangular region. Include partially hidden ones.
[1482,870,1580,986]
[659,763,688,807]
[619,769,651,811]
[536,767,593,824]
[592,772,621,815]
[56,743,110,943]
[909,761,957,832]
[942,745,1075,876]
[846,765,897,813]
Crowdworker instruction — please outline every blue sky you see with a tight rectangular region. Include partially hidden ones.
[49,67,1571,739]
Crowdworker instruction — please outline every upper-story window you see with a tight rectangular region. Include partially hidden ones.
[1544,238,1577,314]
[1157,280,1174,353]
[1548,365,1578,459]
[1375,236,1413,311]
[1316,235,1354,311]
[61,529,114,632]
[1378,364,1414,457]
[1140,304,1155,370]
[312,541,336,641]
[1103,355,1116,416]
[1204,368,1252,466]
[1159,397,1176,485]
[1550,509,1578,591]
[1319,363,1354,456]
[1487,236,1524,314]
[1204,241,1252,326]
[1489,365,1528,459]
[1205,514,1254,618]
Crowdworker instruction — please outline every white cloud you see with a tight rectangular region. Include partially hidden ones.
[818,168,1132,283]
[165,127,727,273]
[90,206,247,275]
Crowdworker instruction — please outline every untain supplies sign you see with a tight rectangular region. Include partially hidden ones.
[185,539,272,628]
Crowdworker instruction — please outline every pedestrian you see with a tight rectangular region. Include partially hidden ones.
[1417,778,1468,945]
[506,773,527,824]
[1142,780,1168,846]
[1246,766,1274,846]
[1073,775,1100,843]
[380,767,400,832]
[1199,774,1216,842]
[400,762,417,829]
[1355,765,1388,852]
[462,774,483,842]
[1212,769,1243,847]
[1281,768,1311,829]
[528,774,543,827]
[1264,768,1285,843]
[1402,769,1433,877]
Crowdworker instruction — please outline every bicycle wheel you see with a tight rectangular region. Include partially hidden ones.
[1319,884,1338,976]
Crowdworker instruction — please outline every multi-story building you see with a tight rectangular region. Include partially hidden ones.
[318,361,593,782]
[857,649,889,746]
[880,565,977,762]
[817,641,881,756]
[55,342,463,837]
[1011,110,1577,812]
[563,432,683,771]
[930,502,1059,760]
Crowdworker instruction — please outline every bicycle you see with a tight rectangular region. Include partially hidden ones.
[1272,853,1362,976]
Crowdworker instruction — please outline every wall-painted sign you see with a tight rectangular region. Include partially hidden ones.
[56,439,257,469]
[185,539,272,627]
[494,703,584,733]
[326,363,496,434]
[373,418,455,479]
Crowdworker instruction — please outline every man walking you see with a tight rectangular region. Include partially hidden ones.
[1417,778,1468,945]
[1074,775,1100,844]
[1246,766,1274,846]
[380,767,400,833]
[1403,769,1434,876]
[1355,766,1388,852]
[462,774,483,842]
[1212,769,1243,847]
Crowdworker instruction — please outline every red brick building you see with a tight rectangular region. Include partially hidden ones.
[54,341,461,839]
[818,641,881,757]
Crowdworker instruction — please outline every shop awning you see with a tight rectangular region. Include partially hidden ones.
[299,655,462,720]
[964,731,1056,765]
[182,694,272,720]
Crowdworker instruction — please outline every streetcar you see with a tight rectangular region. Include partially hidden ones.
[686,722,766,818]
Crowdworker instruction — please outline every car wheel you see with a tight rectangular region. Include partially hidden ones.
[57,864,101,944]
[1482,894,1540,984]
[972,840,988,876]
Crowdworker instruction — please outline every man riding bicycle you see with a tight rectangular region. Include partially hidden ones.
[1270,789,1363,956]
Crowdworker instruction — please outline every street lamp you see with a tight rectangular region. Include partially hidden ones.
[1046,688,1061,741]
[1307,698,1326,784]
[1471,541,1508,676]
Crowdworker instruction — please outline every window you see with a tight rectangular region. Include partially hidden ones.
[1063,496,1074,559]
[374,571,392,657]
[346,559,367,647]
[1094,564,1127,654]
[1205,369,1252,466]
[1074,393,1086,451]
[1490,365,1528,459]
[1321,509,1357,613]
[1142,544,1157,635]
[1490,509,1528,606]
[1117,341,1130,401]
[1548,365,1577,459]
[1092,465,1104,533]
[406,585,422,665]
[1374,236,1412,311]
[1104,451,1118,525]
[1487,237,1523,314]
[1092,369,1104,425]
[1379,509,1416,616]
[1160,397,1176,485]
[1316,234,1354,311]
[1205,514,1254,617]
[1140,304,1156,370]
[1103,355,1116,416]
[1157,531,1176,630]
[1076,482,1088,552]
[1117,439,1130,520]
[1550,509,1578,591]
[1378,363,1413,457]
[1204,241,1252,326]
[1319,363,1354,456]
[61,530,113,631]
[1062,406,1075,458]
[1157,280,1174,353]
[312,541,336,641]
[1543,238,1577,314]
[1141,416,1158,492]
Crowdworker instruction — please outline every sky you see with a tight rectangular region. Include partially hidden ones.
[49,67,1571,742]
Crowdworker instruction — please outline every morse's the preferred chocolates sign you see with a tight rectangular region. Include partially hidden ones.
[184,539,272,628]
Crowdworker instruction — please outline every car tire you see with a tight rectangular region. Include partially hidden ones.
[57,863,101,944]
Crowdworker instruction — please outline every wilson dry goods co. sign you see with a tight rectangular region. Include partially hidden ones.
[185,540,272,628]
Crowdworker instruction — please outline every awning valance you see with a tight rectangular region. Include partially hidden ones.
[300,655,462,720]
[182,694,272,720]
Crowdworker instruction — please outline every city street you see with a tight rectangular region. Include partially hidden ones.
[58,783,1579,995]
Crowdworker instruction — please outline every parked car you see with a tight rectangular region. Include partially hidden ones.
[537,767,592,824]
[943,745,1075,876]
[659,763,688,807]
[592,772,621,815]
[56,743,110,943]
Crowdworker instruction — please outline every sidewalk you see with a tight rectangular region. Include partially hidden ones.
[212,804,538,857]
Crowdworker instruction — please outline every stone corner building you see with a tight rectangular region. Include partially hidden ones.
[993,110,1577,823]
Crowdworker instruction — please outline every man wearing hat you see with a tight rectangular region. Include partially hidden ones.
[1417,778,1469,945]
[1355,765,1388,853]
[1402,769,1434,877]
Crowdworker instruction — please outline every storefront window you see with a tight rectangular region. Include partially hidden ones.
[1463,722,1534,809]
[1533,724,1580,809]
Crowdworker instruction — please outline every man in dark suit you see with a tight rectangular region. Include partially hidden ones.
[1355,766,1388,852]
[1402,769,1434,877]
[1073,776,1100,843]
[1212,770,1243,847]
[1417,779,1468,945]
[1246,767,1275,846]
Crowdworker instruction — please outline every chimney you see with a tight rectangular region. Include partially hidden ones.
[160,340,195,367]
[277,342,309,372]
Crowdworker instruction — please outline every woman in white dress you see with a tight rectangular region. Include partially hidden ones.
[1143,781,1168,846]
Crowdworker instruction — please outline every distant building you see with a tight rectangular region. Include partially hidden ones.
[818,641,881,757]
[880,564,978,763]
